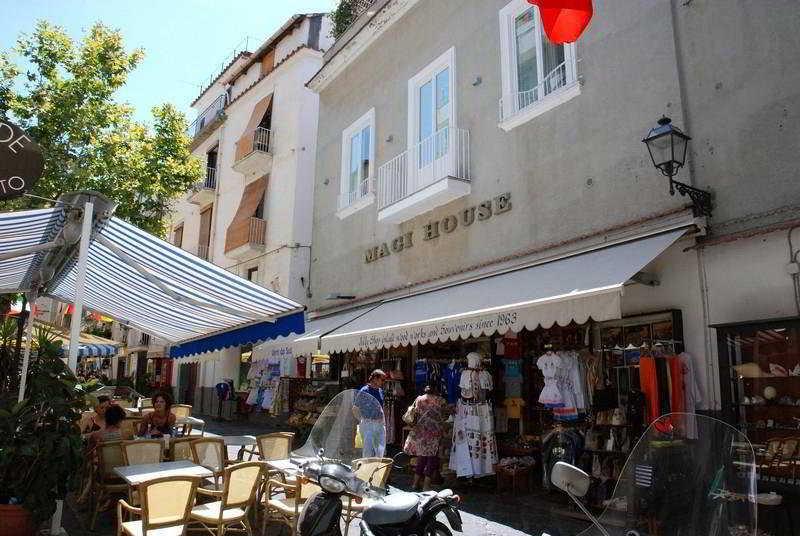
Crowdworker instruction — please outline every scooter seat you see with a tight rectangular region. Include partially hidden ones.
[362,492,420,526]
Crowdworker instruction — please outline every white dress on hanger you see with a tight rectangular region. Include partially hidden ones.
[537,352,563,406]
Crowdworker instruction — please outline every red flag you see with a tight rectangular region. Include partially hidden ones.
[528,0,593,44]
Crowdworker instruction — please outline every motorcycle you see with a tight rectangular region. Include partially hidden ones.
[544,413,758,536]
[291,389,463,536]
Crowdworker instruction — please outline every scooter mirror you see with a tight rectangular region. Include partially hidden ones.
[550,461,591,498]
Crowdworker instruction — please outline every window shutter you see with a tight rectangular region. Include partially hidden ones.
[225,175,268,252]
[235,95,273,162]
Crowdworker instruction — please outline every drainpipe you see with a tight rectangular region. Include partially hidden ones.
[670,0,719,408]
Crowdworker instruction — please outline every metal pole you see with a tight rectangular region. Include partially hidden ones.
[17,290,37,403]
[67,201,94,372]
[13,294,27,366]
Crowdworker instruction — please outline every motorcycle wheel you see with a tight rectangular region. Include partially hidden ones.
[424,520,453,536]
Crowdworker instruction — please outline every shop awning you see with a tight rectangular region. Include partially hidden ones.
[320,230,686,353]
[252,306,379,361]
[0,207,64,292]
[1,201,305,359]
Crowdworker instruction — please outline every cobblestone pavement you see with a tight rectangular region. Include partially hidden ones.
[64,416,592,536]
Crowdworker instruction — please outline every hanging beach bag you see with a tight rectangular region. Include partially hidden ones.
[402,401,418,425]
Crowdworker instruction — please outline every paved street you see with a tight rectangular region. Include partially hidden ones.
[64,415,591,536]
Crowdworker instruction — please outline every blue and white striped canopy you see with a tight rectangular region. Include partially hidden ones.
[63,343,118,358]
[0,207,64,291]
[1,207,305,358]
[48,217,305,355]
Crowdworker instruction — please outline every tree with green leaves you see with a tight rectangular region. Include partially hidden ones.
[0,21,202,236]
[331,0,358,39]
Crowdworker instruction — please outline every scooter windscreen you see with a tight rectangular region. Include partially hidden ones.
[577,413,757,536]
[291,388,386,465]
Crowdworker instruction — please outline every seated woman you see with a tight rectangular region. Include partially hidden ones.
[138,392,176,437]
[87,404,127,449]
[79,395,111,435]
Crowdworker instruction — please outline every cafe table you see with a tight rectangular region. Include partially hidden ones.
[176,416,206,436]
[114,459,214,493]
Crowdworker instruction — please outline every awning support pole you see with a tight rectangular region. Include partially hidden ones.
[0,237,64,262]
[95,235,267,321]
[68,201,94,372]
[17,288,38,403]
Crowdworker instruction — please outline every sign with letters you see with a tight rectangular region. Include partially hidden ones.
[364,192,513,264]
[0,119,44,200]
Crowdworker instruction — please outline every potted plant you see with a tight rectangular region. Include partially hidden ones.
[0,322,87,535]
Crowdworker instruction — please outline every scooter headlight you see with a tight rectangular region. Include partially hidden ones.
[319,475,346,493]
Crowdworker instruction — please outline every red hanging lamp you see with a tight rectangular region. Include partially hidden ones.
[527,0,593,44]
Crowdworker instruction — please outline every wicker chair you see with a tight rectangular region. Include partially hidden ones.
[170,437,196,462]
[342,457,393,532]
[191,437,233,488]
[90,441,127,530]
[253,432,293,462]
[189,461,264,536]
[263,477,321,536]
[170,404,193,436]
[117,475,200,536]
[121,439,164,466]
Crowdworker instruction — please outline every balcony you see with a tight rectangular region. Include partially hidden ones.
[337,178,375,219]
[189,167,217,205]
[225,217,267,259]
[188,95,227,149]
[232,127,273,181]
[196,244,210,261]
[498,61,580,130]
[377,127,471,223]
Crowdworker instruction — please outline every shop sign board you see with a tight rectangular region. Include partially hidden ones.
[265,344,295,360]
[355,310,521,350]
[364,192,513,264]
[0,119,44,200]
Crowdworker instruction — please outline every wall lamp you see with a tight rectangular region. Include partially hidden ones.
[642,116,712,217]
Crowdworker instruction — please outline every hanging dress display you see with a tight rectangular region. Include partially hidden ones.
[449,352,498,478]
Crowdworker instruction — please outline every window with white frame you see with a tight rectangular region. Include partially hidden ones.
[498,0,579,127]
[408,47,455,169]
[339,108,375,214]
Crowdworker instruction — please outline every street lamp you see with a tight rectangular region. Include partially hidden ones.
[642,116,712,217]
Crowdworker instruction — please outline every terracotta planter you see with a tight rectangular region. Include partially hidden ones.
[0,504,35,536]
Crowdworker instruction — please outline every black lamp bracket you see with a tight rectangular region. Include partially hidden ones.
[669,178,713,217]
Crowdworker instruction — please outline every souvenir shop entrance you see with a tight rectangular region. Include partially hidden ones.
[314,228,706,525]
[322,309,699,523]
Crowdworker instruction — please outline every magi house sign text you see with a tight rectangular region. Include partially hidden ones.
[365,192,513,264]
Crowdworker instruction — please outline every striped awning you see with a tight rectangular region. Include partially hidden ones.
[0,207,64,292]
[1,205,304,359]
[47,217,305,357]
[65,343,118,358]
[32,321,121,359]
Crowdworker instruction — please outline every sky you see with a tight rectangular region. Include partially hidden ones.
[1,0,338,124]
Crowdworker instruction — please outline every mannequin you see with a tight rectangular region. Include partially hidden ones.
[449,352,498,478]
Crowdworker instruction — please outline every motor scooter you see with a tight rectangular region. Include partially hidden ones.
[541,413,758,536]
[289,389,462,536]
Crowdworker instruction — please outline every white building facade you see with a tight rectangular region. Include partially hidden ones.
[167,14,333,412]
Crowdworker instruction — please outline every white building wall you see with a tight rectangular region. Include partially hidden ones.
[171,17,329,397]
[621,238,712,408]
